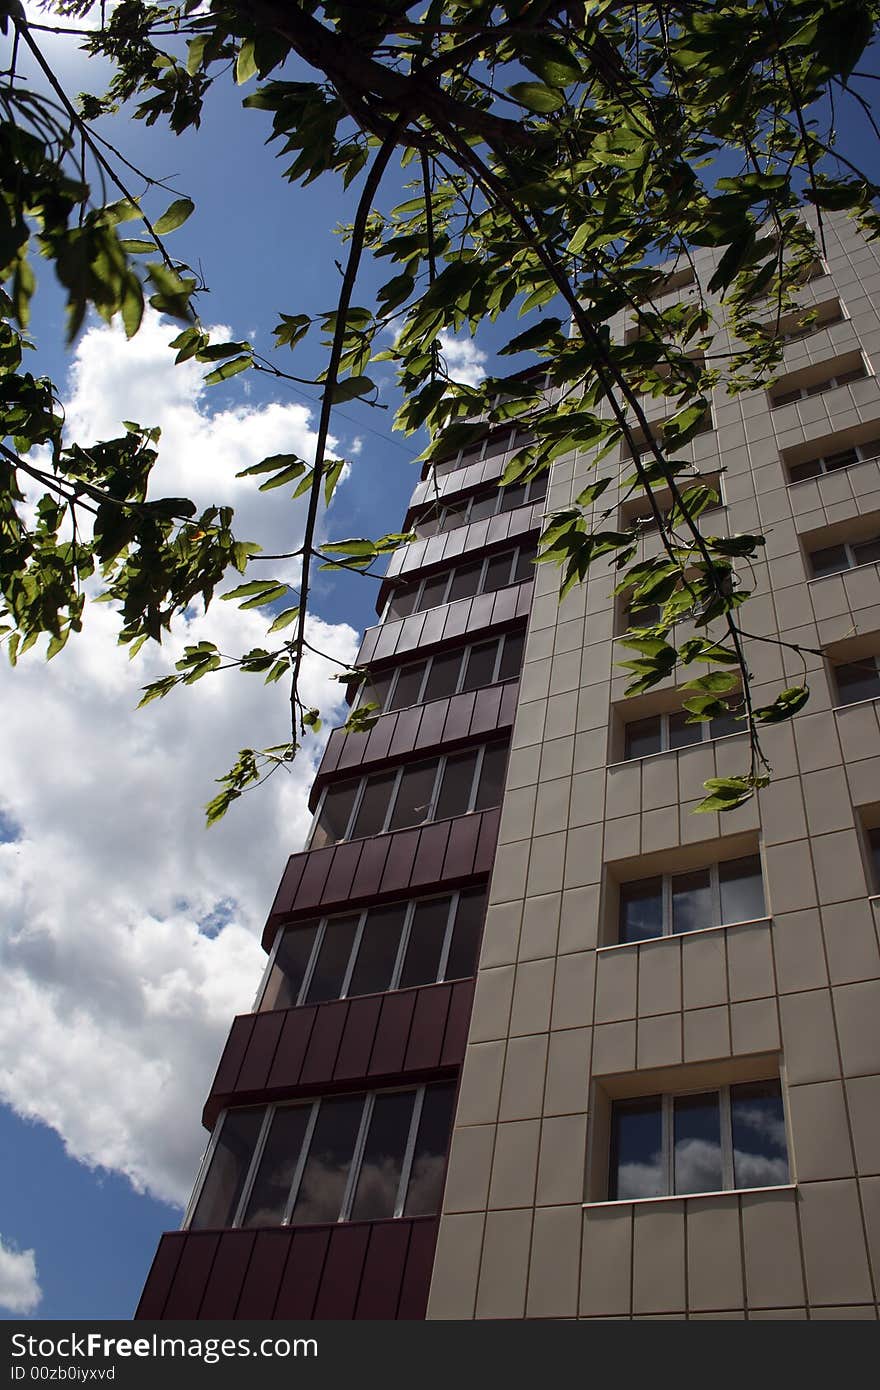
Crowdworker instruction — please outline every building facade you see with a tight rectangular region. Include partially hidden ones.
[138,210,880,1320]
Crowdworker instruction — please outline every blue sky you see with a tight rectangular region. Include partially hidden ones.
[2,10,879,1323]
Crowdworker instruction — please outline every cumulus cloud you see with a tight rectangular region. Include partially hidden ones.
[0,313,359,1207]
[438,331,488,387]
[0,1238,42,1316]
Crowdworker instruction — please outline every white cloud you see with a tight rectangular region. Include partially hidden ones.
[0,313,359,1208]
[0,1237,42,1316]
[438,331,488,387]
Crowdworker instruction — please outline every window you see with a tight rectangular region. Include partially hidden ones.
[260,888,486,1011]
[414,474,547,538]
[769,354,867,408]
[758,297,845,344]
[634,352,705,398]
[189,1082,456,1231]
[310,740,509,849]
[868,827,880,893]
[385,541,537,620]
[787,437,880,484]
[622,411,714,460]
[618,470,723,531]
[358,630,525,715]
[833,656,880,707]
[618,855,765,944]
[622,702,742,760]
[808,534,880,578]
[608,1080,788,1200]
[432,425,538,478]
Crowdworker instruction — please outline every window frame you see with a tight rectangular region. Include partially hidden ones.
[832,654,880,708]
[758,296,845,344]
[617,854,766,945]
[258,887,484,1011]
[186,1082,451,1231]
[787,437,880,484]
[808,534,880,579]
[384,540,537,621]
[769,358,868,409]
[431,423,539,478]
[606,1079,789,1202]
[360,628,525,716]
[413,474,547,538]
[308,738,509,850]
[621,705,742,761]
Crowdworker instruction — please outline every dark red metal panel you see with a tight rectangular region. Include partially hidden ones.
[389,706,423,760]
[404,983,452,1072]
[236,1230,294,1319]
[274,1229,331,1319]
[299,999,349,1085]
[441,979,475,1065]
[235,1011,285,1094]
[363,715,396,764]
[373,622,400,660]
[134,1234,184,1319]
[197,1231,255,1320]
[357,627,380,665]
[333,995,383,1081]
[394,610,427,655]
[354,1222,413,1320]
[396,1218,440,1320]
[315,728,345,780]
[266,1006,317,1091]
[368,990,417,1077]
[349,835,391,899]
[417,606,448,648]
[334,728,371,772]
[490,585,519,626]
[515,581,533,616]
[486,513,512,546]
[162,1233,220,1319]
[409,822,452,888]
[294,850,335,911]
[442,814,481,880]
[312,1225,371,1320]
[470,683,504,737]
[442,690,477,745]
[474,806,501,874]
[441,600,470,642]
[413,700,447,750]
[466,592,495,633]
[321,841,364,906]
[499,680,520,727]
[209,1015,255,1097]
[379,828,420,894]
[267,854,307,921]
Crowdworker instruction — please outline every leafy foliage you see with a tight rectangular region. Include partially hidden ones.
[2,0,880,819]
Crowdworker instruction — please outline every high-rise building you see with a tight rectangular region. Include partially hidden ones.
[138,210,880,1320]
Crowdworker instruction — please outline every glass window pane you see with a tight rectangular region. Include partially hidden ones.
[810,543,849,577]
[447,561,482,602]
[709,703,741,739]
[461,640,499,693]
[528,472,548,502]
[415,510,441,538]
[619,878,663,943]
[386,582,419,619]
[719,854,765,923]
[609,1098,664,1199]
[788,458,822,483]
[444,888,486,980]
[398,897,451,989]
[624,716,662,760]
[191,1108,265,1230]
[290,1095,365,1226]
[673,1092,722,1195]
[434,750,479,821]
[347,904,407,997]
[852,536,880,567]
[731,1080,789,1189]
[349,1091,416,1222]
[469,492,498,523]
[350,771,397,840]
[422,649,462,702]
[242,1105,311,1227]
[358,670,393,714]
[388,760,439,831]
[416,573,451,612]
[868,826,880,892]
[441,500,469,530]
[261,922,319,1011]
[304,916,360,1004]
[513,543,537,584]
[404,1081,457,1216]
[483,551,514,593]
[835,659,880,706]
[482,432,511,460]
[668,711,703,750]
[499,482,527,513]
[859,438,880,461]
[474,742,509,811]
[310,780,358,850]
[387,661,427,712]
[825,447,858,472]
[671,868,712,934]
[498,630,525,682]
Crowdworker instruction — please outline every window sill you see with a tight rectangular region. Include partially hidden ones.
[583,1182,797,1210]
[607,728,747,770]
[807,559,880,585]
[596,915,772,955]
[832,694,880,714]
[786,452,879,488]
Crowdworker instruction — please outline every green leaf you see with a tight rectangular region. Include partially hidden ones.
[235,39,258,85]
[753,685,810,724]
[507,82,565,113]
[331,375,376,403]
[518,34,583,86]
[681,670,738,693]
[203,355,252,385]
[694,774,769,814]
[153,198,195,235]
[268,605,300,633]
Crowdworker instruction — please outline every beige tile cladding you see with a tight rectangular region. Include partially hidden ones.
[426,210,880,1321]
